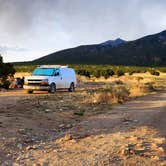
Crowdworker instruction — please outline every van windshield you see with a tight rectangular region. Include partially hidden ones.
[32,68,54,76]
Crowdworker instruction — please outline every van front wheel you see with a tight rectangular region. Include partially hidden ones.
[49,83,56,93]
[68,83,75,92]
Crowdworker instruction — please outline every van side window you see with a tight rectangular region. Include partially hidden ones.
[54,69,60,76]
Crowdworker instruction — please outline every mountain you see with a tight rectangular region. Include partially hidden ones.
[100,38,126,47]
[32,30,166,66]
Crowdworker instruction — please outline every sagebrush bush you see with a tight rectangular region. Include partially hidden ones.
[103,69,115,79]
[77,69,91,78]
[94,70,102,78]
[0,79,10,89]
[0,55,15,89]
[83,85,130,104]
[116,70,125,77]
[150,70,160,76]
[129,71,135,75]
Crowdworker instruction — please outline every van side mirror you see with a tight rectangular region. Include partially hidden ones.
[54,72,60,76]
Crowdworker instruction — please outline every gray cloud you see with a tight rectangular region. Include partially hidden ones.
[56,0,166,43]
[0,46,28,52]
[0,0,166,61]
[0,0,166,39]
[0,0,56,34]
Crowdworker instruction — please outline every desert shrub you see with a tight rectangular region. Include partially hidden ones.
[143,82,155,92]
[77,69,91,78]
[101,70,109,79]
[109,85,130,103]
[0,55,15,89]
[83,85,130,104]
[129,70,135,75]
[94,70,102,78]
[103,69,114,79]
[140,69,147,73]
[0,79,10,89]
[76,69,83,75]
[129,82,155,97]
[135,70,141,73]
[150,70,160,76]
[91,69,114,79]
[116,70,125,77]
[84,70,91,78]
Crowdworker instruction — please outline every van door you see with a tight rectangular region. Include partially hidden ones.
[60,68,69,89]
[53,69,63,89]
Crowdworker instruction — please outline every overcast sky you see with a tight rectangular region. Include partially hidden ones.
[0,0,166,62]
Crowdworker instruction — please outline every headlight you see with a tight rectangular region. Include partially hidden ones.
[41,79,49,85]
[24,79,28,85]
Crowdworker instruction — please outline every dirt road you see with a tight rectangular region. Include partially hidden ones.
[0,89,166,165]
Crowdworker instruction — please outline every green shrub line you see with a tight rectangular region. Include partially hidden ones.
[14,64,166,78]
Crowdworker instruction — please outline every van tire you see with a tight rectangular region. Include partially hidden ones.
[28,90,33,94]
[49,83,56,93]
[68,83,75,92]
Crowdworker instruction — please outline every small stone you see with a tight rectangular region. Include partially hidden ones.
[153,138,165,144]
[158,147,164,153]
[16,157,20,161]
[26,146,31,150]
[64,134,72,141]
[33,164,41,166]
[42,162,49,166]
[26,145,38,150]
[59,124,65,128]
[45,109,51,113]
[151,156,159,161]
[70,139,77,143]
[59,134,73,142]
[66,124,72,128]
[17,143,23,150]
[134,149,146,155]
[128,136,138,141]
[159,156,166,161]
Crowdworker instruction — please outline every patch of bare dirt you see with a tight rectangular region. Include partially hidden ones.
[0,85,166,165]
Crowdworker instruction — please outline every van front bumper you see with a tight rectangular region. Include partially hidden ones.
[23,85,49,91]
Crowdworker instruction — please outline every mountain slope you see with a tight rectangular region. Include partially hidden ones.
[100,38,126,46]
[33,30,166,66]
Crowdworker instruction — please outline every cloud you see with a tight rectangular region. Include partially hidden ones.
[0,0,166,62]
[0,46,28,52]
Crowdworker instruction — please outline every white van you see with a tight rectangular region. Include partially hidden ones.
[23,65,77,93]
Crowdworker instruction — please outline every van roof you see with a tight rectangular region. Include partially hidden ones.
[38,65,68,68]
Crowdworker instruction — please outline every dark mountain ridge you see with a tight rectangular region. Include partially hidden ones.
[32,30,166,66]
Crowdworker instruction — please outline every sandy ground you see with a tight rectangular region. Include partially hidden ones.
[0,87,166,165]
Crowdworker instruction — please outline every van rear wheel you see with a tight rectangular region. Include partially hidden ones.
[68,83,75,92]
[49,83,56,93]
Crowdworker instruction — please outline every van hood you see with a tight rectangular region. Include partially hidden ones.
[25,75,49,80]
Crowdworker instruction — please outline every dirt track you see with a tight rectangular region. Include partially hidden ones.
[0,89,166,165]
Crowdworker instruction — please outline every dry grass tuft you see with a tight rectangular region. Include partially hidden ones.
[83,85,130,104]
[129,82,155,97]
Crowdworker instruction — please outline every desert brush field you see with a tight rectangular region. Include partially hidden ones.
[0,66,166,166]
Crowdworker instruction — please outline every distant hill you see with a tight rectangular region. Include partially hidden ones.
[32,30,166,66]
